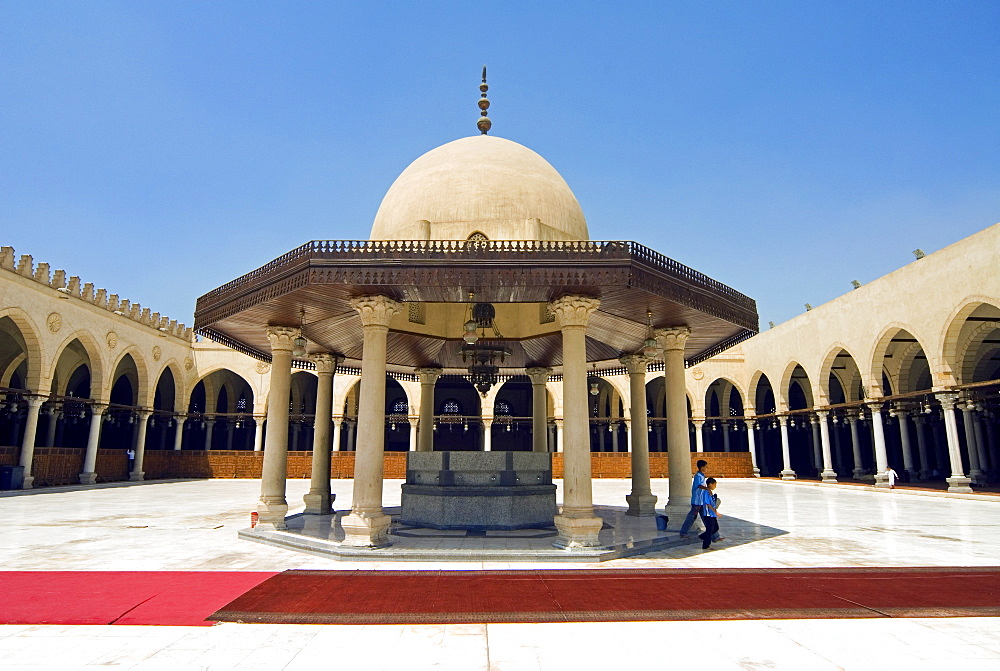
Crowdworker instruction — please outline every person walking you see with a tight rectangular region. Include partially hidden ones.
[679,459,709,539]
[698,477,721,550]
[884,466,899,489]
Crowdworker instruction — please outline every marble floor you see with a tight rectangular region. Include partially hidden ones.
[1,477,999,669]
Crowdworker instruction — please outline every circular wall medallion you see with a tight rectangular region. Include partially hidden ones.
[184,357,194,371]
[152,346,162,361]
[691,367,704,380]
[106,332,118,350]
[46,313,62,333]
[255,361,271,375]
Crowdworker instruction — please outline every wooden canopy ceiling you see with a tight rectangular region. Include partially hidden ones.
[194,240,758,373]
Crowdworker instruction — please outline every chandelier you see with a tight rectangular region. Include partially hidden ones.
[460,299,511,396]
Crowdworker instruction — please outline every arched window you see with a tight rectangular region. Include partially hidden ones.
[467,232,488,242]
[392,399,409,415]
[441,399,462,415]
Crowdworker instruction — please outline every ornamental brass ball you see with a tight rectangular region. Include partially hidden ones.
[477,117,492,133]
[478,99,490,111]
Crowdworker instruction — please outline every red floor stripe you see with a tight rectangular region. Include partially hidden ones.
[0,572,278,626]
[211,567,1000,624]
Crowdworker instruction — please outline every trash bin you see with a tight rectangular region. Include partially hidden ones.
[0,465,25,490]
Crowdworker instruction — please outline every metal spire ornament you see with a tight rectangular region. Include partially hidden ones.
[477,66,491,135]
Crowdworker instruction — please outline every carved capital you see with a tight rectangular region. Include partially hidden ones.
[866,401,887,414]
[935,391,959,411]
[653,326,691,352]
[350,295,402,328]
[415,367,443,385]
[815,410,828,421]
[548,295,600,328]
[618,354,648,376]
[310,352,343,375]
[525,366,552,385]
[265,325,301,352]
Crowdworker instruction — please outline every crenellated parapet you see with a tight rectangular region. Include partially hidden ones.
[0,244,192,341]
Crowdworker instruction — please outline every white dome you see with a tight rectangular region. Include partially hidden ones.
[370,135,589,242]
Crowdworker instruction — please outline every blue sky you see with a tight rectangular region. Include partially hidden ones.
[2,1,997,332]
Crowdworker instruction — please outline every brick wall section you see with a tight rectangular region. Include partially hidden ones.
[10,449,753,485]
[141,450,752,480]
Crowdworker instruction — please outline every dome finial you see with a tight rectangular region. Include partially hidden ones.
[477,65,492,135]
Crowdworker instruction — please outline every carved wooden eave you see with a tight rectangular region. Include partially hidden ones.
[193,240,758,372]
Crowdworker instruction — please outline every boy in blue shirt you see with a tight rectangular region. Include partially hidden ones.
[698,477,720,550]
[679,459,709,538]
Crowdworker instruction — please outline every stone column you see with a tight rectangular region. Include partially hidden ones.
[868,403,890,487]
[130,410,152,482]
[959,401,985,484]
[937,393,973,492]
[340,295,401,547]
[692,419,705,452]
[17,397,45,489]
[848,412,864,478]
[816,410,837,483]
[972,413,990,473]
[202,419,214,451]
[526,367,552,453]
[79,404,106,485]
[778,416,795,480]
[620,354,656,516]
[892,405,918,479]
[332,416,343,452]
[173,417,186,450]
[482,419,493,451]
[555,418,564,452]
[549,295,603,548]
[810,415,823,475]
[415,367,441,452]
[254,326,299,529]
[722,422,731,452]
[624,418,632,452]
[746,418,760,477]
[407,417,418,452]
[913,415,931,479]
[44,408,59,447]
[251,417,263,451]
[654,326,692,509]
[304,353,341,514]
[346,419,356,451]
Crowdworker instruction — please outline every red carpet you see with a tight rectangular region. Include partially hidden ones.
[210,567,1000,624]
[0,572,277,626]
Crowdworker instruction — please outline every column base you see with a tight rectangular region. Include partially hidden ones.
[752,468,760,478]
[918,469,932,481]
[20,475,33,490]
[303,491,335,515]
[906,468,919,480]
[256,499,289,531]
[624,493,658,517]
[339,511,392,548]
[129,471,144,482]
[780,469,796,481]
[552,514,604,549]
[79,472,97,485]
[820,469,838,483]
[852,469,866,479]
[946,476,973,493]
[874,473,891,488]
[969,469,987,485]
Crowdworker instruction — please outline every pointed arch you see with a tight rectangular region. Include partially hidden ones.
[49,330,107,400]
[0,308,46,391]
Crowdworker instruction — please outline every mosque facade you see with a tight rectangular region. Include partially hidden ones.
[1,80,998,549]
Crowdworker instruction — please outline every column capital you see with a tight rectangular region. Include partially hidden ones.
[310,352,343,374]
[814,409,829,420]
[653,326,691,351]
[525,366,552,384]
[548,295,600,328]
[866,400,887,413]
[415,367,443,384]
[24,396,47,409]
[266,325,301,352]
[618,353,649,375]
[135,409,153,419]
[89,403,108,416]
[777,415,788,426]
[350,295,401,328]
[935,391,959,410]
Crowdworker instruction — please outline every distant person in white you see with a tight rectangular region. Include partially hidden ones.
[884,466,899,489]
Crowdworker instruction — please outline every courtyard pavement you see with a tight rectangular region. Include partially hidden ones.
[1,477,999,669]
